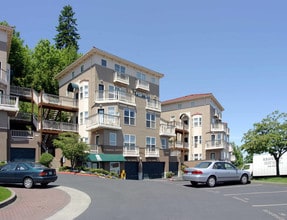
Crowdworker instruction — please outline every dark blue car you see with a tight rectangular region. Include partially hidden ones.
[0,162,58,188]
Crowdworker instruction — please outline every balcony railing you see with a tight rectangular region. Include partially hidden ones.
[123,146,139,157]
[41,93,78,109]
[145,147,159,157]
[160,124,176,136]
[211,123,229,135]
[11,130,34,139]
[88,144,99,154]
[10,86,32,98]
[205,140,229,150]
[136,79,149,92]
[42,120,78,132]
[95,90,136,105]
[86,113,121,131]
[113,72,129,85]
[0,94,19,112]
[146,99,161,112]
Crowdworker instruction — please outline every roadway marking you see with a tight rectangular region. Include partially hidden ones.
[253,203,287,207]
[224,190,287,197]
[262,209,286,220]
[232,196,249,203]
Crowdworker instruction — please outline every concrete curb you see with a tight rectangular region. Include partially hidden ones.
[0,188,17,208]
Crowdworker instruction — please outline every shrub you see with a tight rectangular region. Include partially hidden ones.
[166,171,174,178]
[40,153,54,167]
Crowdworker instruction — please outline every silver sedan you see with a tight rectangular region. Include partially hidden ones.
[182,161,251,187]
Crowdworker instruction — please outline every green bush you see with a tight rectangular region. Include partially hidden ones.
[166,171,175,178]
[40,152,54,167]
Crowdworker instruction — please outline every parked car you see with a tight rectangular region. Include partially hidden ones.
[183,161,251,187]
[0,162,58,189]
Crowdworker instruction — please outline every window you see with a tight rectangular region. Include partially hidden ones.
[146,112,156,128]
[136,72,146,81]
[84,85,89,98]
[161,138,167,149]
[193,116,202,127]
[79,87,83,99]
[109,132,117,146]
[193,135,202,147]
[178,104,182,109]
[124,134,136,150]
[124,108,135,125]
[72,71,74,78]
[80,111,88,125]
[115,64,125,73]
[81,65,84,72]
[101,59,107,67]
[194,154,199,160]
[146,137,156,151]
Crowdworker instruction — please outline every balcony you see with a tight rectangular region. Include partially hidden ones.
[136,79,149,92]
[211,123,229,135]
[205,140,229,150]
[88,144,99,154]
[11,130,34,139]
[95,90,136,106]
[86,113,121,131]
[160,124,176,137]
[0,94,19,116]
[10,86,32,100]
[42,120,78,132]
[40,93,78,109]
[113,72,129,86]
[123,146,139,157]
[145,147,159,157]
[146,99,161,112]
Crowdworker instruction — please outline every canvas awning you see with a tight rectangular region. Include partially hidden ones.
[88,154,126,162]
[67,82,79,92]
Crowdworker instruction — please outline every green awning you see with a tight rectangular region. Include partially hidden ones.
[88,154,126,162]
[67,83,79,92]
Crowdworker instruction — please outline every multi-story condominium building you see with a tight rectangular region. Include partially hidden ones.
[161,93,232,166]
[55,47,177,179]
[0,25,19,162]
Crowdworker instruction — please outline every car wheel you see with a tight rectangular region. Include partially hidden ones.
[240,174,248,184]
[207,176,216,187]
[23,177,34,189]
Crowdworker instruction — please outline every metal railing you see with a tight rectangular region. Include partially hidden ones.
[123,146,139,157]
[95,90,135,105]
[41,93,78,108]
[86,113,121,130]
[145,147,160,157]
[114,72,129,85]
[146,99,161,111]
[42,120,78,132]
[0,94,19,110]
[160,124,175,136]
[11,130,34,139]
[136,79,149,91]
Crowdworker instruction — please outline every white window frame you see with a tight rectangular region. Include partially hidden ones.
[146,112,156,129]
[109,132,117,146]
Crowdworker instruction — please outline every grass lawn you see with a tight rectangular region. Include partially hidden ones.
[0,186,12,202]
[253,176,287,184]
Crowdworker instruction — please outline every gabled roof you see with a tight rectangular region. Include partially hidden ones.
[55,46,164,80]
[162,93,224,111]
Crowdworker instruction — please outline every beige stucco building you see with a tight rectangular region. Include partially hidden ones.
[161,93,232,166]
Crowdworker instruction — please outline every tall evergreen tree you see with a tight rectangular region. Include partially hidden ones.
[54,5,80,51]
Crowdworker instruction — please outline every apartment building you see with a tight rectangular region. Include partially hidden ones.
[55,47,177,179]
[0,25,19,162]
[161,93,232,166]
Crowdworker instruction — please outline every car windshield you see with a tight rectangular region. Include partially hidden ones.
[195,162,212,168]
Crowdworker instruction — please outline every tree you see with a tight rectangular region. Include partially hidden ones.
[231,142,244,168]
[54,5,80,51]
[241,111,287,176]
[53,132,89,169]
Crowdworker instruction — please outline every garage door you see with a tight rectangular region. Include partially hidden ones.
[10,148,35,162]
[143,162,164,179]
[125,162,139,180]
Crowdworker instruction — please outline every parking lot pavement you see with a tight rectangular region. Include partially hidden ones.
[0,185,91,220]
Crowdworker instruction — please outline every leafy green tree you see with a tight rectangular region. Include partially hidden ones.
[53,132,89,169]
[242,111,287,176]
[54,5,80,51]
[231,142,244,168]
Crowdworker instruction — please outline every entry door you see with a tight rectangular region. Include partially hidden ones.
[98,109,104,124]
[98,84,104,100]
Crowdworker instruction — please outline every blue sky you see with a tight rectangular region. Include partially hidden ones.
[1,0,287,145]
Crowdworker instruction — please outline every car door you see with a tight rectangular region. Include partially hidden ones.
[223,162,240,181]
[213,162,228,182]
[0,163,17,183]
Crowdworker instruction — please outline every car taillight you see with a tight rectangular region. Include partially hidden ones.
[39,171,47,176]
[184,170,189,174]
[192,170,203,175]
